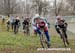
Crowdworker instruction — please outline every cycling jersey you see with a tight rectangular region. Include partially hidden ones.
[23,20,29,25]
[38,21,45,28]
[9,16,15,23]
[14,18,20,25]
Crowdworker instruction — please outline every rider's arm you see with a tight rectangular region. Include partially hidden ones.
[61,19,68,27]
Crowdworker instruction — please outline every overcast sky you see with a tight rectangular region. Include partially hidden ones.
[17,0,55,6]
[17,0,55,2]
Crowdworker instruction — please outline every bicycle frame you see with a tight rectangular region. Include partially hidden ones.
[39,28,49,48]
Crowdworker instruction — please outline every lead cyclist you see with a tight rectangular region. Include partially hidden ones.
[32,14,51,47]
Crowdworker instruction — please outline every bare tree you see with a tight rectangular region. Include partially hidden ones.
[66,0,75,15]
[31,0,49,15]
[54,0,64,16]
[0,0,22,16]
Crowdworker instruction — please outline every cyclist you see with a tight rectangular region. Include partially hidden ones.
[22,17,30,35]
[9,16,15,31]
[32,14,50,47]
[13,16,20,34]
[6,19,10,31]
[55,15,69,45]
[2,16,5,24]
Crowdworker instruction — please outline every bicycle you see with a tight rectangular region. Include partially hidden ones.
[7,24,10,31]
[14,25,19,34]
[6,21,10,31]
[60,28,69,47]
[23,25,30,35]
[39,28,50,48]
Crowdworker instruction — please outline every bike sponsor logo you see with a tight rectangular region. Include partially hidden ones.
[37,48,71,51]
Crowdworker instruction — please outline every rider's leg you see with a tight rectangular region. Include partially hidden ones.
[44,27,50,47]
[14,25,17,34]
[63,29,67,38]
[16,25,18,33]
[36,28,41,35]
[11,23,14,31]
[62,28,69,45]
[36,26,50,47]
[7,24,9,31]
[27,25,30,35]
[44,31,50,42]
[44,31,50,48]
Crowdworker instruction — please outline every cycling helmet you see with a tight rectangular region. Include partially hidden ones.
[56,15,62,20]
[34,14,40,19]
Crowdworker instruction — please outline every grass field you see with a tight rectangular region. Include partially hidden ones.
[0,20,75,53]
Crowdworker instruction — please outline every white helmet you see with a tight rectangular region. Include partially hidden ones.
[34,14,40,19]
